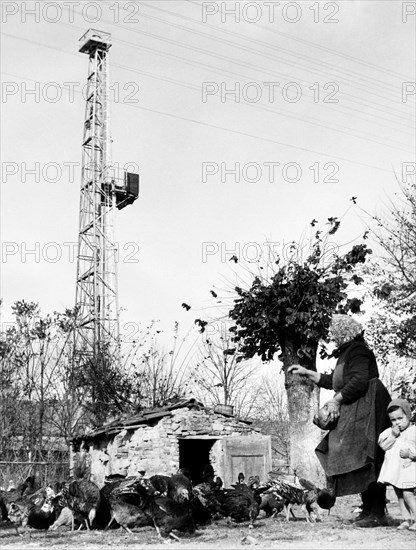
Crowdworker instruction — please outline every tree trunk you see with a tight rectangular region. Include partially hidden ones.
[282,338,325,486]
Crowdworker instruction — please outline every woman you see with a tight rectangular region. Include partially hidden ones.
[288,314,391,527]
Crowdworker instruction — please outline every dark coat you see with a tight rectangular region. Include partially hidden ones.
[315,337,391,496]
[318,337,380,404]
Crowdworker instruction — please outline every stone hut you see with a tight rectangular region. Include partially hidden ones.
[70,399,271,488]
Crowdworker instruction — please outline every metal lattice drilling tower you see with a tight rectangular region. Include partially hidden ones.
[75,29,139,361]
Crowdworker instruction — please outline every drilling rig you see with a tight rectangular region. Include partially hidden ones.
[74,29,138,395]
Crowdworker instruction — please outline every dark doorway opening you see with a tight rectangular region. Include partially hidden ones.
[179,439,217,485]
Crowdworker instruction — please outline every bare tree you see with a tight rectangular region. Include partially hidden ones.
[126,322,197,410]
[0,301,81,461]
[371,178,416,308]
[365,177,416,416]
[249,372,290,468]
[191,323,259,411]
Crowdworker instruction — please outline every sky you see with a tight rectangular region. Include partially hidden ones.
[1,0,415,359]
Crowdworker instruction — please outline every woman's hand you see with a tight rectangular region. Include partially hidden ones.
[324,399,341,422]
[287,364,309,377]
[409,448,416,461]
[288,364,321,384]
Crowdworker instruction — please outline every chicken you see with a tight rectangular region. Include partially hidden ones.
[59,479,101,530]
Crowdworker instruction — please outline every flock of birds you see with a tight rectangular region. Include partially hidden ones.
[0,467,336,541]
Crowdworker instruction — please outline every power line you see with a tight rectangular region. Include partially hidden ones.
[52,5,415,123]
[1,71,398,174]
[113,25,412,123]
[58,6,410,124]
[115,102,399,174]
[113,62,413,153]
[10,14,412,134]
[139,2,409,106]
[185,0,413,81]
[2,31,413,152]
[114,39,414,136]
[116,37,415,135]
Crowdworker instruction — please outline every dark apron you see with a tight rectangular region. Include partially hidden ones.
[315,377,391,496]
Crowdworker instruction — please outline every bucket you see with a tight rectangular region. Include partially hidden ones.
[214,404,234,416]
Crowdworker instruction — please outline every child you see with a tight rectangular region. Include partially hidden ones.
[378,398,416,530]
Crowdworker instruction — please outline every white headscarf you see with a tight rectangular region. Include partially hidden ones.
[330,314,363,347]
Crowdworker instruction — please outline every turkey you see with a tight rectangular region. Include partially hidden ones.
[202,464,215,483]
[217,482,259,524]
[267,471,325,523]
[58,479,101,530]
[0,494,8,521]
[189,491,212,527]
[214,476,223,490]
[192,465,222,521]
[149,473,193,503]
[246,476,270,505]
[7,486,58,536]
[259,489,285,517]
[1,475,37,519]
[153,471,211,527]
[192,481,221,519]
[49,506,74,530]
[148,475,171,497]
[100,477,152,533]
[316,488,336,514]
[236,472,245,484]
[116,479,195,540]
[147,493,196,540]
[168,473,193,503]
[17,475,37,498]
[233,474,284,519]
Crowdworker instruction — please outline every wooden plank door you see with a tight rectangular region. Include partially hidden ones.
[222,435,271,488]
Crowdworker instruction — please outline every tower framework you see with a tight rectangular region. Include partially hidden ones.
[75,29,138,361]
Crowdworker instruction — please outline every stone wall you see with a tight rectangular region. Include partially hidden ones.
[73,407,260,488]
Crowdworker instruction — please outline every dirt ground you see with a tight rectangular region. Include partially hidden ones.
[0,494,414,550]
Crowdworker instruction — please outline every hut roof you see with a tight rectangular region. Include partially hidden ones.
[71,398,251,442]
